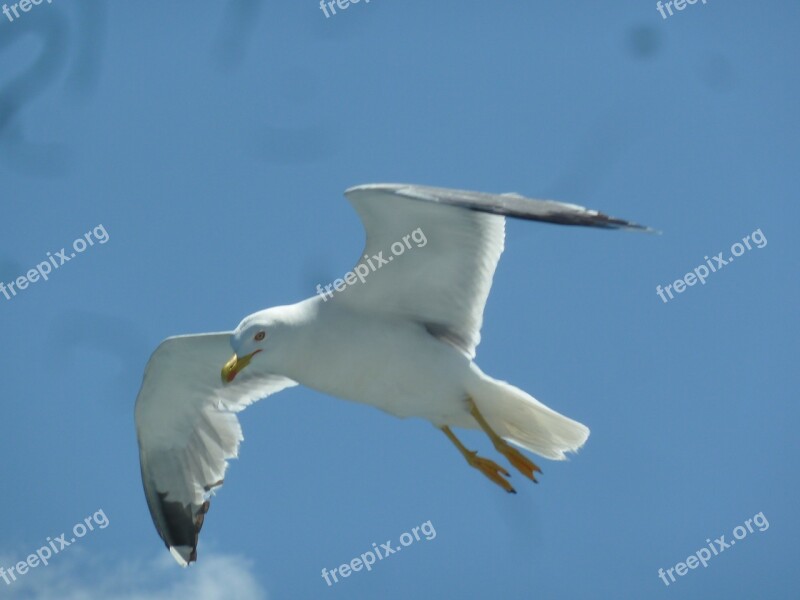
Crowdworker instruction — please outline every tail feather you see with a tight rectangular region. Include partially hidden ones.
[469,372,589,460]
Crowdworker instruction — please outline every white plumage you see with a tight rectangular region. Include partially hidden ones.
[134,183,650,566]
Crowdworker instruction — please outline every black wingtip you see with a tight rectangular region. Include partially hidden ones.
[147,490,212,567]
[550,208,657,233]
[608,218,660,234]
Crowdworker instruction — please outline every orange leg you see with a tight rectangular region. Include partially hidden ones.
[469,398,542,483]
[441,425,516,493]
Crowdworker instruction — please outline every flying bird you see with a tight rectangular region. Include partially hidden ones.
[134,183,651,566]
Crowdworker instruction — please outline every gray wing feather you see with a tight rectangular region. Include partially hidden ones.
[348,184,654,232]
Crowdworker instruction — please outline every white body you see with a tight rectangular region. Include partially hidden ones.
[264,296,589,458]
[276,297,476,425]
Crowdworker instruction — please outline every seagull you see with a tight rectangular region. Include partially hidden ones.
[134,183,651,566]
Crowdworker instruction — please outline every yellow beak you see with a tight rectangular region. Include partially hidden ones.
[221,350,260,384]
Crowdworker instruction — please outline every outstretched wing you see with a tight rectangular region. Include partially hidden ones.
[342,184,649,358]
[134,333,297,566]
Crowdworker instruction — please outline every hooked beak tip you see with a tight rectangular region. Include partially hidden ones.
[221,350,261,384]
[221,354,239,384]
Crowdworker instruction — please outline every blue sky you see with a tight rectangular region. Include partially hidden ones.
[1,1,798,598]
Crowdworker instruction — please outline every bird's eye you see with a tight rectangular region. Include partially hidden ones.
[254,331,266,341]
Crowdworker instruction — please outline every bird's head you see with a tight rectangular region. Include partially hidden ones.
[221,312,275,384]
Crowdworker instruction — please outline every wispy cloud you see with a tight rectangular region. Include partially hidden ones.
[1,549,267,600]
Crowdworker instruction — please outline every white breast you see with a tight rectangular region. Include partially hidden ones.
[284,302,474,423]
